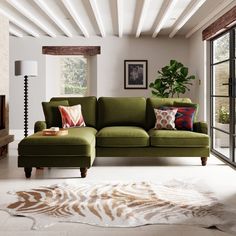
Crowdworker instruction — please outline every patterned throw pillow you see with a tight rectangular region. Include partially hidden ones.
[154,108,178,130]
[58,104,86,128]
[173,102,199,122]
[174,107,196,131]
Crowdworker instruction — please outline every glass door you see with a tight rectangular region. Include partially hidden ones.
[210,27,236,166]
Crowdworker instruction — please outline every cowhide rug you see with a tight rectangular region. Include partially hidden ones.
[0,180,236,234]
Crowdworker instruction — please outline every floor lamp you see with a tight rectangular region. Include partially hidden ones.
[15,60,38,137]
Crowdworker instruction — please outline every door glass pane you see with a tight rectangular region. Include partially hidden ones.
[213,129,230,158]
[213,97,230,131]
[213,33,229,63]
[213,61,229,96]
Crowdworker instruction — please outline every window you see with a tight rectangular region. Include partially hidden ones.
[60,56,88,96]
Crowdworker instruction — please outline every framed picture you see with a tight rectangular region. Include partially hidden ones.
[124,60,148,89]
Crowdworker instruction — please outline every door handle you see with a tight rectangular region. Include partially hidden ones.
[222,78,232,96]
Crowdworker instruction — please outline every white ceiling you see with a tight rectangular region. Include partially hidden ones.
[0,0,235,38]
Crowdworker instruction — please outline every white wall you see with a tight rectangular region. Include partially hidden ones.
[45,55,61,100]
[10,35,191,131]
[188,30,206,121]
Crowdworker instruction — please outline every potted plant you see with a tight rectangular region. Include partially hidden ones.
[149,59,195,98]
[216,106,229,147]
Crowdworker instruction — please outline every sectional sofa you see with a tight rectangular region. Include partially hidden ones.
[18,97,209,178]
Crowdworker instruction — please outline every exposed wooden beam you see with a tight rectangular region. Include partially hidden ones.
[0,5,39,37]
[202,5,236,40]
[34,0,73,37]
[9,25,24,37]
[136,0,150,38]
[117,0,123,37]
[186,0,235,38]
[152,0,177,38]
[7,0,56,37]
[62,0,89,38]
[42,46,101,56]
[89,0,106,37]
[169,0,207,38]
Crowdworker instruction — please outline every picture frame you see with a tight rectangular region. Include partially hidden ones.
[124,60,148,89]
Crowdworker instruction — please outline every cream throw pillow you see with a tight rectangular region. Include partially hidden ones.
[154,108,178,130]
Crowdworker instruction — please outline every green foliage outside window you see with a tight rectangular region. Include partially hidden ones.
[61,57,88,96]
[218,106,230,124]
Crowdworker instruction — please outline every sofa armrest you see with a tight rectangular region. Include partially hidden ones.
[193,122,208,134]
[34,121,47,133]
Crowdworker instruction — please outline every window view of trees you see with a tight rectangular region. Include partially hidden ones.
[213,33,229,63]
[60,57,88,96]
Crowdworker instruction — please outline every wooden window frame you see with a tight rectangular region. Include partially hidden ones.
[202,6,236,41]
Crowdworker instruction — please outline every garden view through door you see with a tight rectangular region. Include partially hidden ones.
[211,28,236,166]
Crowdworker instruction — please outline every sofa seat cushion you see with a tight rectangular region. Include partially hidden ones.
[18,127,97,156]
[149,129,209,147]
[96,126,149,147]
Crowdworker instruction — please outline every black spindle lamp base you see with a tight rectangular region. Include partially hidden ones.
[24,75,28,137]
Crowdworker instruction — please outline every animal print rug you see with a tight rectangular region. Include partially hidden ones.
[0,180,236,234]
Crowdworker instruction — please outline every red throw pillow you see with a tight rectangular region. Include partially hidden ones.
[154,108,178,130]
[175,107,196,131]
[58,104,86,128]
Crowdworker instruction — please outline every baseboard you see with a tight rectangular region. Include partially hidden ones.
[10,129,34,140]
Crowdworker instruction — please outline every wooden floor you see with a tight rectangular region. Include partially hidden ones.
[0,141,235,236]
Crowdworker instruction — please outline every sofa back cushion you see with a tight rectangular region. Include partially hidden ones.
[146,97,192,130]
[42,100,69,128]
[50,96,97,128]
[98,97,146,129]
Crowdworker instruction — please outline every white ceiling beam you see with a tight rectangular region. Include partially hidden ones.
[34,0,73,37]
[152,0,178,38]
[169,0,207,38]
[0,6,39,37]
[62,0,89,38]
[185,0,235,38]
[136,0,150,38]
[7,0,56,37]
[117,0,123,37]
[89,0,106,37]
[9,25,24,37]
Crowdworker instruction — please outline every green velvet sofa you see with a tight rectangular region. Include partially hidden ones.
[18,97,209,178]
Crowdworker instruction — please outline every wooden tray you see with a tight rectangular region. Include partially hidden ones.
[42,129,68,136]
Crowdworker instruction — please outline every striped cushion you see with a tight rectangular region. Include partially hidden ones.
[59,104,86,128]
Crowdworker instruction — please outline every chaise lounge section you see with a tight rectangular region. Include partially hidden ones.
[18,97,209,178]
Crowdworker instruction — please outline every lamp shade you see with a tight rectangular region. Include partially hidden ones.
[15,60,38,77]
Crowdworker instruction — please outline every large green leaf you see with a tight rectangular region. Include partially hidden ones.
[180,67,188,77]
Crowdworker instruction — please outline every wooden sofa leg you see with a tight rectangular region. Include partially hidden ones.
[201,157,207,166]
[80,168,87,178]
[24,167,32,178]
